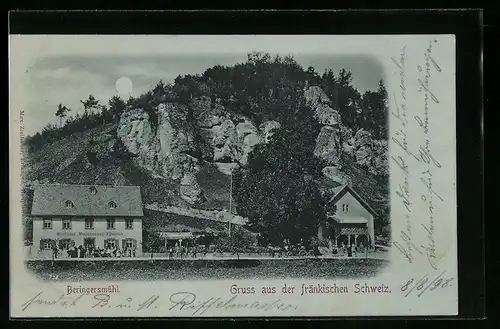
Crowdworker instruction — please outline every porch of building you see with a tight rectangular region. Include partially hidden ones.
[319,215,373,252]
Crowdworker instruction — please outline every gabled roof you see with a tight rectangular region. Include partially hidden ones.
[327,184,377,216]
[31,184,143,217]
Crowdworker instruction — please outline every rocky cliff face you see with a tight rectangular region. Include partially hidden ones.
[304,86,389,179]
[117,97,281,205]
[304,86,347,185]
[117,86,387,206]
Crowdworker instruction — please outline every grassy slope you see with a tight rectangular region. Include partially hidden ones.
[196,162,236,212]
[24,123,122,185]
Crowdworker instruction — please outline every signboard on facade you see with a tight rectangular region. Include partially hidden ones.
[56,232,124,237]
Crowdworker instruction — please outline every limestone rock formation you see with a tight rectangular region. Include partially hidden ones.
[314,126,342,164]
[304,86,348,183]
[117,100,281,205]
[118,103,204,204]
[260,120,281,143]
[304,86,342,126]
[116,87,387,206]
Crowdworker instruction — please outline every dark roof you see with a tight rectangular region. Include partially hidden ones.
[327,184,377,216]
[31,184,143,217]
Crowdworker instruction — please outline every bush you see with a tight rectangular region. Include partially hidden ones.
[213,226,255,259]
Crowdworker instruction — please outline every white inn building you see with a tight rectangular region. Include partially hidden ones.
[30,184,143,257]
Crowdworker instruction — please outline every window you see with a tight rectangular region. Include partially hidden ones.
[40,239,53,250]
[125,219,133,229]
[65,200,74,209]
[342,204,349,212]
[90,186,97,194]
[107,218,115,229]
[43,219,52,229]
[59,239,73,250]
[124,239,134,249]
[62,218,72,229]
[105,239,117,249]
[85,218,94,229]
[108,201,117,209]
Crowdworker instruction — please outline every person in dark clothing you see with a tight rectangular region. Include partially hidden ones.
[347,244,353,257]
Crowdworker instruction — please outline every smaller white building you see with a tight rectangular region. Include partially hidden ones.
[318,184,376,248]
[30,184,144,258]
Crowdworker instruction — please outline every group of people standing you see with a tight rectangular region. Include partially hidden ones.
[334,242,367,257]
[166,244,208,259]
[52,245,137,258]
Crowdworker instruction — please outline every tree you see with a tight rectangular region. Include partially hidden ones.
[233,103,327,246]
[21,186,34,243]
[335,69,362,131]
[306,66,321,86]
[55,104,71,127]
[214,226,254,259]
[372,80,389,139]
[80,94,101,115]
[151,80,167,106]
[108,95,126,119]
[360,79,388,139]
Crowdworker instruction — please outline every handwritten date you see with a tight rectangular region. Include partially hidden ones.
[401,271,454,298]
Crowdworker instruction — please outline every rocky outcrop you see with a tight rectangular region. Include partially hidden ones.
[304,86,388,180]
[304,86,343,165]
[116,86,387,206]
[305,86,342,126]
[117,101,281,205]
[314,126,342,164]
[116,109,153,156]
[118,104,205,204]
[348,129,389,176]
[304,86,348,184]
[260,120,281,143]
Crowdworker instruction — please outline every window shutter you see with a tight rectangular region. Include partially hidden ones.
[39,239,45,250]
[133,239,137,249]
[122,239,125,250]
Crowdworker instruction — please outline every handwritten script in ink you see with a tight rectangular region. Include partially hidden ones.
[20,291,299,315]
[391,39,446,271]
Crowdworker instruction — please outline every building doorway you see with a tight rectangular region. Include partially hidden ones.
[84,238,95,248]
[356,235,368,248]
[337,235,348,247]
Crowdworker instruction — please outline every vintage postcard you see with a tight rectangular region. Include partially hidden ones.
[9,35,457,317]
